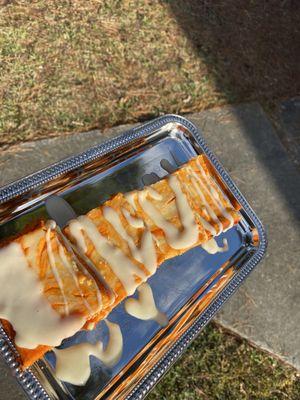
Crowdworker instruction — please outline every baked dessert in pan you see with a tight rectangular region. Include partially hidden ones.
[0,155,241,368]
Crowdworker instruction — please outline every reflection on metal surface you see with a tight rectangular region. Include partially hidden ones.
[54,320,123,386]
[101,262,235,400]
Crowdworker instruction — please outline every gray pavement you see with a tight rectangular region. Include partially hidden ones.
[271,97,300,171]
[0,124,130,187]
[0,102,299,399]
[189,104,300,369]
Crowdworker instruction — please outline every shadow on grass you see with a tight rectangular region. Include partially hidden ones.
[166,0,300,223]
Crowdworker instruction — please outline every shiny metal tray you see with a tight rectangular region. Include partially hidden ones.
[0,115,267,399]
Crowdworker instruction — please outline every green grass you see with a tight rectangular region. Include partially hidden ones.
[149,323,300,400]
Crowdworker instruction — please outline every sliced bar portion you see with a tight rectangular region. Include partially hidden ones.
[0,221,111,367]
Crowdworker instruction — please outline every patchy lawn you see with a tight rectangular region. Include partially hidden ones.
[0,0,224,145]
[0,1,298,145]
[149,323,300,400]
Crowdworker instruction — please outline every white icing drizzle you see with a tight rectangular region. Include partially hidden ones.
[0,242,85,349]
[138,175,198,250]
[187,167,222,235]
[139,229,157,274]
[168,174,200,247]
[103,206,157,274]
[147,187,163,201]
[122,208,144,229]
[68,219,87,253]
[201,238,229,254]
[68,216,147,295]
[57,242,92,313]
[209,187,234,232]
[67,219,108,307]
[196,159,235,231]
[124,283,168,326]
[45,222,69,315]
[124,192,137,210]
[54,320,123,386]
[57,225,103,310]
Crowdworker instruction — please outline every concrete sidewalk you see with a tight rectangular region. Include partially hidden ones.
[189,104,300,369]
[0,102,299,399]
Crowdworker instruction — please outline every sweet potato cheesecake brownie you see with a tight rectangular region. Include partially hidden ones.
[0,155,241,368]
[0,223,112,367]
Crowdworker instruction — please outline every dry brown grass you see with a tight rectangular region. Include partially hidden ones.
[0,0,226,145]
[1,1,299,146]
